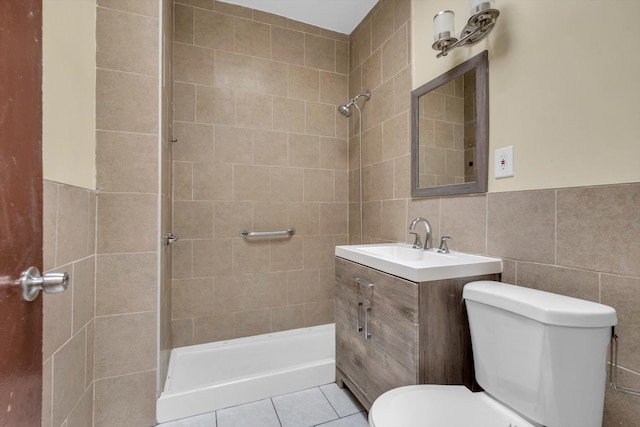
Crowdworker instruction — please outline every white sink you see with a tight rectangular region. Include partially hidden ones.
[335,243,502,282]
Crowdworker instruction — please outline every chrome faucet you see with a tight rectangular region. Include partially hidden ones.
[408,217,433,250]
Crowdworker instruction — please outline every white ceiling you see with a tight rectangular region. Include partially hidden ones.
[220,0,379,34]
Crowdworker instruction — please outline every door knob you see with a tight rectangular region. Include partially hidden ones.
[20,266,69,301]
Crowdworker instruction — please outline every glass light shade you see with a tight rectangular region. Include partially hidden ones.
[433,10,455,41]
[470,0,495,15]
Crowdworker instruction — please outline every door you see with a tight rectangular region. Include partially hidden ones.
[0,0,44,425]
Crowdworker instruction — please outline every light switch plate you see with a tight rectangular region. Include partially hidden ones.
[495,146,514,178]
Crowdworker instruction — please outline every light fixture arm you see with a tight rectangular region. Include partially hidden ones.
[433,3,500,58]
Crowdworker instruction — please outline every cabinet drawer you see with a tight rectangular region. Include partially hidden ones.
[336,258,419,323]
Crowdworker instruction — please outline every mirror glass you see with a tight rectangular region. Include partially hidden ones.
[411,51,488,197]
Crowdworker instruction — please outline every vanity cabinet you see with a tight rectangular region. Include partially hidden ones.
[335,257,499,410]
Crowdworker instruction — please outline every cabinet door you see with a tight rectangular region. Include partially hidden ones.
[335,279,368,391]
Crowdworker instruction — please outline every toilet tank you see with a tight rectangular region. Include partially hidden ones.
[463,281,617,427]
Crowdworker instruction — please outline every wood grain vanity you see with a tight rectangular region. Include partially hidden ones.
[335,257,500,410]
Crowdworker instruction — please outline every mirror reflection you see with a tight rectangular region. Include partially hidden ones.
[411,50,488,198]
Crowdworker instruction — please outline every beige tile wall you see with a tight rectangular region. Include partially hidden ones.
[42,181,96,427]
[94,0,165,425]
[171,0,349,346]
[353,0,640,424]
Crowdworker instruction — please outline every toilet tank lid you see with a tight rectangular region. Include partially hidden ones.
[463,281,617,328]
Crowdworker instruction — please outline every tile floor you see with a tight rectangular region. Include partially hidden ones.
[157,383,369,427]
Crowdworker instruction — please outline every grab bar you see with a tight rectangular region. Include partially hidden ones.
[240,228,296,239]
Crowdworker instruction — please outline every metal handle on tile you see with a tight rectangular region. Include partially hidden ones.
[356,302,363,332]
[240,228,296,239]
[364,306,372,339]
[20,266,69,302]
[354,277,374,288]
[609,329,640,396]
[165,233,179,246]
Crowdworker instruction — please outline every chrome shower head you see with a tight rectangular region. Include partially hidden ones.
[337,90,371,118]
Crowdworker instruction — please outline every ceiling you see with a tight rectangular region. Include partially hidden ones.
[220,0,379,34]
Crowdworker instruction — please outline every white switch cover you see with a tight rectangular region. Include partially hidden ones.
[495,146,514,178]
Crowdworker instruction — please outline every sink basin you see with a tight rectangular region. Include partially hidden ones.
[335,243,502,282]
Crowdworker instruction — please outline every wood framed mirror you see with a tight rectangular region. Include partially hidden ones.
[411,50,488,197]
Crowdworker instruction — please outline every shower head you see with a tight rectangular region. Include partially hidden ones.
[337,90,371,118]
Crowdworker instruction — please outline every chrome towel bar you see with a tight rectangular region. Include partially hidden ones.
[240,228,296,239]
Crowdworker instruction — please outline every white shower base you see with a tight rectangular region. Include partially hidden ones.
[156,323,336,423]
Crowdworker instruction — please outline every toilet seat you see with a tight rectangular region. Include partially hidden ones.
[368,385,538,427]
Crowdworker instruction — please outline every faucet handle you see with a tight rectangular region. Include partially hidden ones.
[438,236,451,254]
[409,231,423,249]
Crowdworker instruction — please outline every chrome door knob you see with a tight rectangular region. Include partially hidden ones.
[20,266,69,301]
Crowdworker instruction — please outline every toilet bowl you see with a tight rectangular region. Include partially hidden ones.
[368,281,617,427]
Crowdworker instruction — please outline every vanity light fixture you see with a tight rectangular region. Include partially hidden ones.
[432,0,499,58]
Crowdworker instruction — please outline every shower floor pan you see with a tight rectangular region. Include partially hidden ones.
[156,323,336,423]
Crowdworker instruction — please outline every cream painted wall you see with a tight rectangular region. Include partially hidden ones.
[413,0,640,192]
[43,0,96,189]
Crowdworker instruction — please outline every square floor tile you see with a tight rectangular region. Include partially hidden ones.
[217,399,280,427]
[316,412,369,427]
[157,411,217,426]
[272,387,339,427]
[320,384,364,417]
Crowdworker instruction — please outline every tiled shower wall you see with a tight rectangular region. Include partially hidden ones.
[352,0,640,424]
[42,182,96,427]
[170,0,349,345]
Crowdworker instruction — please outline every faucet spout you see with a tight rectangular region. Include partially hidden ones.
[408,217,433,250]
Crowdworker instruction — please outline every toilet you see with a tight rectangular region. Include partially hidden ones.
[368,280,617,427]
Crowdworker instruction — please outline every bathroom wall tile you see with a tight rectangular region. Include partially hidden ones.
[97,7,158,76]
[94,370,157,427]
[248,272,288,310]
[517,262,600,302]
[289,134,320,168]
[363,201,382,240]
[97,0,158,17]
[42,356,52,427]
[286,202,320,236]
[56,185,90,266]
[193,314,234,344]
[271,304,305,332]
[214,50,254,91]
[236,92,273,130]
[172,277,214,319]
[304,299,334,327]
[361,49,382,93]
[173,122,214,162]
[371,0,394,51]
[213,201,252,239]
[371,160,394,201]
[252,201,288,232]
[393,155,411,199]
[305,34,335,72]
[371,79,395,126]
[289,65,319,102]
[321,28,348,42]
[174,3,194,44]
[335,41,349,75]
[96,252,158,316]
[190,238,225,276]
[253,58,288,97]
[232,239,271,274]
[320,72,349,106]
[320,137,348,171]
[85,320,94,389]
[394,0,411,29]
[603,368,640,426]
[173,42,215,85]
[382,24,409,81]
[173,200,214,239]
[487,190,556,264]
[394,66,412,114]
[235,18,270,58]
[96,69,158,134]
[96,131,159,193]
[287,18,320,35]
[174,82,196,122]
[43,181,58,271]
[287,268,334,305]
[194,8,234,50]
[97,193,157,254]
[349,67,362,104]
[303,236,335,268]
[176,0,213,9]
[270,238,304,272]
[557,184,640,278]
[234,164,271,201]
[407,197,440,243]
[213,275,250,315]
[271,27,304,66]
[382,112,409,160]
[273,97,306,133]
[94,312,157,378]
[72,256,95,333]
[380,199,407,242]
[173,161,193,200]
[602,275,640,372]
[214,125,253,164]
[440,195,487,255]
[350,19,371,70]
[304,169,335,202]
[196,85,236,125]
[214,0,252,18]
[172,239,193,279]
[172,318,194,347]
[234,309,271,338]
[193,162,233,199]
[253,130,288,166]
[335,171,349,203]
[66,385,93,427]
[306,102,336,137]
[43,265,73,361]
[253,9,288,27]
[362,124,383,166]
[52,330,86,427]
[270,167,304,202]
